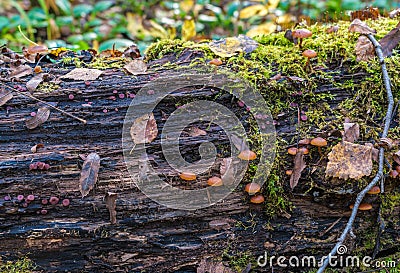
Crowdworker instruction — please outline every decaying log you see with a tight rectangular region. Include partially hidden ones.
[0,50,399,273]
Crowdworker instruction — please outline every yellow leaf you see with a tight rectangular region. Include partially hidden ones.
[127,12,145,37]
[168,27,177,40]
[267,0,280,10]
[149,20,169,39]
[182,19,196,41]
[239,4,268,19]
[246,22,276,37]
[180,0,194,13]
[276,14,294,25]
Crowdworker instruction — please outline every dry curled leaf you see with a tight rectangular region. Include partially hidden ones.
[130,113,158,144]
[364,143,379,162]
[123,44,141,59]
[0,89,13,106]
[9,64,33,79]
[290,150,306,189]
[343,122,360,143]
[198,258,236,273]
[350,7,380,21]
[80,153,101,198]
[349,19,377,35]
[326,25,339,33]
[26,74,44,92]
[124,59,147,75]
[105,192,118,225]
[355,36,375,62]
[26,107,50,129]
[379,21,400,57]
[31,143,44,153]
[326,141,373,180]
[187,126,206,137]
[61,68,103,81]
[389,8,400,18]
[393,150,400,165]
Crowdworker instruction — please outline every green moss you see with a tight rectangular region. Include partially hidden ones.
[0,256,35,273]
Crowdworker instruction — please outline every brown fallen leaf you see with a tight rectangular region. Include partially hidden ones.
[326,141,372,180]
[379,21,400,57]
[290,150,306,189]
[187,126,206,137]
[124,59,147,75]
[364,143,379,162]
[130,113,158,144]
[326,25,339,33]
[355,36,375,62]
[105,192,118,224]
[343,122,360,143]
[348,19,377,35]
[389,8,400,18]
[31,143,44,153]
[26,74,44,91]
[26,107,51,129]
[393,150,400,165]
[9,64,33,79]
[60,68,103,81]
[220,157,232,176]
[197,258,236,273]
[0,89,13,106]
[80,152,101,198]
[350,7,380,21]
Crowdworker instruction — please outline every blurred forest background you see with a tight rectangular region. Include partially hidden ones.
[0,0,399,54]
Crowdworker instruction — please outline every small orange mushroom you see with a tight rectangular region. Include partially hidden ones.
[349,203,372,211]
[298,138,311,145]
[179,172,197,181]
[238,150,257,160]
[298,147,309,155]
[250,195,265,204]
[287,147,298,155]
[209,59,223,66]
[311,137,328,155]
[367,186,381,195]
[207,176,223,186]
[285,170,293,176]
[292,29,312,48]
[302,49,317,70]
[244,183,261,194]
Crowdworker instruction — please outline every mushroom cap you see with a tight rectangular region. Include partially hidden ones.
[26,194,35,201]
[62,199,70,206]
[250,194,265,204]
[298,138,311,145]
[238,150,257,160]
[285,170,293,176]
[302,49,317,58]
[244,183,261,194]
[179,172,197,181]
[49,196,59,205]
[292,29,312,39]
[207,176,223,186]
[350,203,372,211]
[310,137,328,147]
[287,147,298,155]
[299,147,309,155]
[367,186,381,195]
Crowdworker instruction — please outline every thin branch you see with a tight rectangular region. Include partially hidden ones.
[317,34,394,273]
[0,82,87,124]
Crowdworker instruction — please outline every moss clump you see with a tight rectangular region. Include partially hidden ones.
[0,256,35,273]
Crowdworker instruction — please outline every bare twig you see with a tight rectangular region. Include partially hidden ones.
[317,34,394,273]
[0,82,87,124]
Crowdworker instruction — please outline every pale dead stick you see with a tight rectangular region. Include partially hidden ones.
[0,82,87,124]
